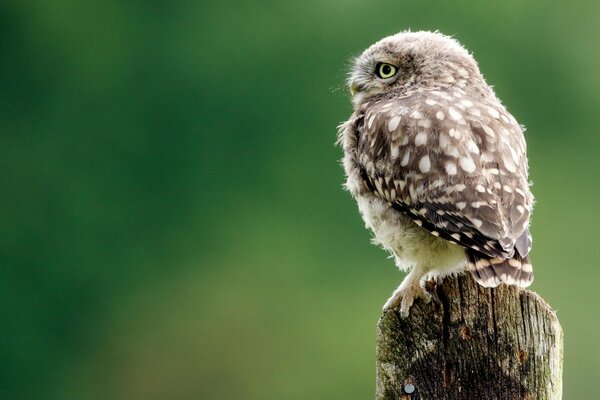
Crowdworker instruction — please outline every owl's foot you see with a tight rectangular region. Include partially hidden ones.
[383,270,431,318]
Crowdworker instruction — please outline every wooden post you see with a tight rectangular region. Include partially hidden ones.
[376,274,563,400]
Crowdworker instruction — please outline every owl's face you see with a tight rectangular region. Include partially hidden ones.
[348,31,482,108]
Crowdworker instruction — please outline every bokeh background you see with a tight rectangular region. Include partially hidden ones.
[1,1,599,399]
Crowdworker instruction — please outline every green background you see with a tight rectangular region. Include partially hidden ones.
[1,1,598,398]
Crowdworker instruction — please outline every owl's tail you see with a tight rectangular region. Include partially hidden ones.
[467,250,533,288]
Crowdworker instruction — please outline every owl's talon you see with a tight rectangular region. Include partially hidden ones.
[421,288,432,304]
[383,275,431,318]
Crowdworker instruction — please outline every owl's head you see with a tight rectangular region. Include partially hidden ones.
[348,31,483,107]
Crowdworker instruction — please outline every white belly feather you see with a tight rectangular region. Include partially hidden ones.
[348,172,466,278]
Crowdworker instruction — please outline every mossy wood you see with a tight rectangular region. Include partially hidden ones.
[376,274,563,399]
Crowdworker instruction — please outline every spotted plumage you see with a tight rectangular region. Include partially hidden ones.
[338,31,534,316]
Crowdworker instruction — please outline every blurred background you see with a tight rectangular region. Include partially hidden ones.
[1,1,598,399]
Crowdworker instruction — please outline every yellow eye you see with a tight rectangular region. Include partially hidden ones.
[376,63,397,79]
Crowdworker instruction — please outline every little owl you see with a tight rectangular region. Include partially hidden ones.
[338,31,534,317]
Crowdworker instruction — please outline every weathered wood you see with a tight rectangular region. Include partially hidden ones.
[376,274,563,400]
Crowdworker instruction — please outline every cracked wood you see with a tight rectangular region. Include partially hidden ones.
[376,274,563,400]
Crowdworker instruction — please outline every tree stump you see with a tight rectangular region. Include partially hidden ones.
[376,274,563,400]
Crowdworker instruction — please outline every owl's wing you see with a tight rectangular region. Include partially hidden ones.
[356,90,533,262]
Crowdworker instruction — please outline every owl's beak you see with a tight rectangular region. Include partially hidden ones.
[350,83,360,96]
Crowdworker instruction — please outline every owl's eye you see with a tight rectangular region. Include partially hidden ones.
[375,63,398,79]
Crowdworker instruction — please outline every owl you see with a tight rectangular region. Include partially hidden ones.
[338,31,534,317]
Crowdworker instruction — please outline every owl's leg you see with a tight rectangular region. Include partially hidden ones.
[383,266,431,318]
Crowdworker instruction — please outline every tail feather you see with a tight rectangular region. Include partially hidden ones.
[467,251,533,288]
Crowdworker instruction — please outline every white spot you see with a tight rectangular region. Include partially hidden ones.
[439,133,449,148]
[410,110,423,119]
[503,185,513,193]
[387,116,401,132]
[449,128,456,138]
[466,140,479,154]
[476,184,486,193]
[445,162,457,175]
[425,99,437,106]
[400,151,411,167]
[431,231,440,237]
[486,168,499,175]
[494,182,502,189]
[469,108,481,117]
[471,201,487,208]
[436,111,445,120]
[478,258,490,267]
[504,158,517,173]
[456,202,466,210]
[501,114,510,124]
[515,188,526,197]
[374,177,383,194]
[457,67,469,77]
[408,183,417,199]
[418,155,431,173]
[509,146,520,163]
[455,184,467,192]
[460,99,474,108]
[460,157,476,173]
[482,124,495,138]
[415,131,428,146]
[451,233,461,240]
[481,152,495,163]
[487,107,500,118]
[508,258,521,268]
[442,74,455,83]
[448,107,462,121]
[390,146,399,158]
[516,205,525,214]
[471,218,483,228]
[368,114,376,129]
